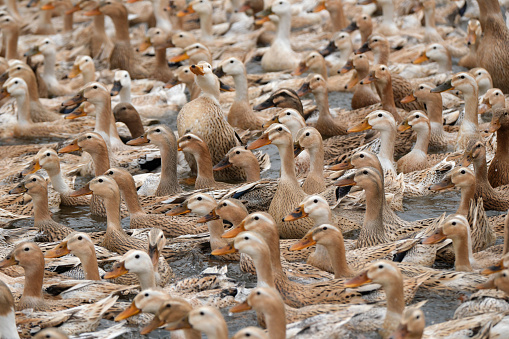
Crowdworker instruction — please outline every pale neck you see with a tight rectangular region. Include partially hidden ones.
[379,128,396,164]
[48,169,72,194]
[275,12,292,47]
[77,248,101,280]
[32,192,52,221]
[0,310,19,339]
[208,219,227,250]
[374,45,389,65]
[412,126,430,154]
[137,267,157,290]
[382,276,405,327]
[43,50,56,79]
[15,92,33,126]
[463,88,479,126]
[194,147,216,185]
[278,141,299,186]
[242,157,261,182]
[232,72,248,102]
[452,233,474,271]
[381,1,394,27]
[155,48,168,70]
[196,76,220,103]
[324,236,353,278]
[103,193,122,232]
[437,57,451,73]
[458,184,475,216]
[338,43,353,64]
[93,101,113,141]
[82,69,95,84]
[377,81,401,123]
[119,86,131,103]
[424,7,435,28]
[264,303,286,339]
[423,94,443,124]
[118,178,144,215]
[307,145,324,180]
[199,11,213,40]
[252,252,276,288]
[88,148,111,176]
[7,0,21,21]
[314,91,333,120]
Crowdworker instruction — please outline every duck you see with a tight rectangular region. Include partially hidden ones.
[387,304,425,339]
[214,57,265,130]
[471,67,493,96]
[476,0,509,93]
[0,279,20,339]
[112,103,145,140]
[114,289,172,322]
[258,1,299,72]
[0,15,19,60]
[293,51,328,79]
[138,27,174,82]
[429,167,477,216]
[170,65,201,101]
[232,328,267,339]
[253,88,306,120]
[459,19,481,69]
[342,13,373,45]
[127,125,183,196]
[104,168,201,237]
[176,62,243,182]
[70,175,146,254]
[24,38,73,97]
[8,174,73,242]
[411,43,452,82]
[478,269,509,295]
[478,88,506,116]
[247,124,314,238]
[62,82,126,151]
[487,108,509,188]
[297,74,347,139]
[431,72,481,151]
[177,0,214,42]
[68,55,96,87]
[32,328,68,339]
[169,43,212,65]
[364,0,398,36]
[461,140,509,211]
[312,0,346,32]
[319,32,355,74]
[294,127,326,194]
[341,54,380,110]
[213,146,264,183]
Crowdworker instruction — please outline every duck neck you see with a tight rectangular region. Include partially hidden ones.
[437,56,451,74]
[359,182,387,247]
[496,126,509,158]
[314,90,333,121]
[477,0,506,34]
[14,92,33,126]
[7,0,21,22]
[376,79,401,123]
[252,251,276,288]
[77,248,101,280]
[194,145,216,186]
[379,127,396,165]
[104,193,122,233]
[275,12,292,48]
[42,50,56,80]
[208,219,226,250]
[424,6,435,28]
[199,10,213,40]
[0,307,19,339]
[110,11,130,42]
[118,176,145,216]
[324,235,353,278]
[119,85,131,103]
[452,233,474,272]
[382,274,405,329]
[504,213,509,255]
[457,182,475,216]
[93,14,107,37]
[277,140,299,187]
[473,156,490,187]
[88,147,111,176]
[92,100,113,143]
[63,12,73,32]
[242,157,261,182]
[381,1,395,28]
[374,45,389,65]
[308,145,324,181]
[232,72,248,103]
[138,267,157,290]
[22,258,44,301]
[422,94,443,125]
[31,190,52,221]
[155,47,168,70]
[48,168,72,195]
[463,87,479,127]
[5,27,18,60]
[264,301,286,339]
[412,126,430,154]
[82,69,95,84]
[157,139,181,195]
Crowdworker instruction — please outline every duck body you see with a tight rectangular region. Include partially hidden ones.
[488,108,509,188]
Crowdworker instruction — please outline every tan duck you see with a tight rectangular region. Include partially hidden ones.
[341,54,380,110]
[478,269,509,296]
[313,0,346,32]
[169,65,201,101]
[114,289,172,321]
[62,82,126,151]
[343,13,373,45]
[429,167,477,216]
[431,72,481,151]
[459,19,481,69]
[84,1,147,78]
[232,328,267,339]
[214,57,264,130]
[253,88,306,120]
[213,146,262,183]
[294,127,326,194]
[402,83,455,152]
[487,108,509,188]
[32,328,68,339]
[479,88,506,116]
[476,0,509,93]
[462,140,509,211]
[387,304,425,339]
[127,125,183,196]
[471,67,493,96]
[170,43,212,65]
[70,175,145,254]
[0,15,19,60]
[8,174,73,242]
[177,0,214,42]
[247,124,314,238]
[67,55,96,88]
[297,74,347,139]
[411,43,452,82]
[0,280,20,339]
[138,27,174,82]
[112,103,144,140]
[293,51,328,79]
[104,168,201,237]
[176,61,243,181]
[22,148,89,207]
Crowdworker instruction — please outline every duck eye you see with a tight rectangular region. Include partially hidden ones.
[184,70,188,73]
[46,153,51,156]
[256,291,261,295]
[14,80,18,84]
[45,41,49,44]
[246,334,251,337]
[286,112,291,115]
[236,151,240,154]
[98,178,103,183]
[460,169,466,174]
[244,236,249,240]
[32,178,36,182]
[452,222,456,225]
[378,264,383,269]
[313,199,318,203]
[254,216,259,220]
[93,85,97,89]
[109,170,114,175]
[496,92,499,95]
[363,170,368,174]
[433,46,436,49]
[360,154,364,158]
[416,315,420,319]
[199,311,205,316]
[230,60,234,63]
[316,77,320,81]
[415,115,420,118]
[277,127,282,131]
[305,132,310,136]
[24,247,29,251]
[187,136,191,139]
[476,144,480,148]
[156,31,160,34]
[478,72,482,76]
[223,202,227,206]
[420,86,424,89]
[45,335,50,338]
[145,293,149,297]
[381,67,385,71]
[166,303,172,307]
[197,196,202,201]
[460,75,465,79]
[87,135,92,139]
[135,254,140,259]
[155,129,161,133]
[378,113,382,117]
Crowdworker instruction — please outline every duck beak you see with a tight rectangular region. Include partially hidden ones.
[197,210,219,223]
[347,118,371,133]
[58,139,81,153]
[115,301,141,321]
[340,60,353,74]
[68,65,81,79]
[431,79,454,93]
[165,78,180,89]
[413,52,429,64]
[255,7,272,24]
[222,219,246,238]
[230,300,252,313]
[289,231,316,251]
[345,270,371,287]
[213,66,226,78]
[481,259,505,275]
[103,261,129,279]
[190,64,205,76]
[169,52,190,63]
[140,315,166,334]
[213,156,233,171]
[45,241,70,258]
[219,80,234,92]
[296,81,311,97]
[428,176,454,191]
[211,243,238,255]
[139,38,152,52]
[24,46,40,57]
[293,141,304,157]
[476,276,497,290]
[461,153,473,167]
[334,174,357,187]
[177,4,195,17]
[166,202,191,216]
[398,120,411,132]
[65,4,81,14]
[148,244,159,268]
[292,61,308,76]
[65,104,87,119]
[262,115,279,129]
[9,182,27,194]
[346,72,359,89]
[328,158,353,171]
[22,160,41,175]
[62,90,86,106]
[0,255,18,268]
[84,6,102,16]
[254,98,274,111]
[126,134,149,146]
[69,183,92,197]
[0,87,10,101]
[467,31,476,45]
[422,227,447,245]
[478,103,490,115]
[166,315,192,330]
[41,2,55,10]
[319,40,336,57]
[342,20,358,33]
[359,72,374,85]
[312,1,326,12]
[355,42,370,54]
[400,94,416,103]
[489,118,501,133]
[255,15,271,25]
[110,80,122,96]
[283,205,307,222]
[247,133,271,150]
[389,323,410,339]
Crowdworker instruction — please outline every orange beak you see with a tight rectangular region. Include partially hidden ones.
[68,65,81,79]
[138,38,152,52]
[289,231,316,251]
[247,133,271,150]
[169,52,190,63]
[230,300,252,313]
[413,52,429,64]
[428,176,454,191]
[165,315,192,331]
[346,72,359,90]
[397,120,411,132]
[41,2,55,10]
[65,105,87,119]
[0,255,18,268]
[360,73,374,85]
[114,301,141,321]
[65,4,81,15]
[312,1,327,12]
[334,176,356,187]
[126,135,149,146]
[481,259,505,275]
[22,159,41,175]
[328,159,353,171]
[177,4,195,17]
[84,6,102,16]
[262,116,279,129]
[103,261,129,279]
[255,16,270,25]
[347,119,371,133]
[292,62,308,76]
[69,183,92,197]
[190,64,205,76]
[344,270,371,287]
[211,243,238,256]
[45,241,70,258]
[283,205,307,222]
[166,202,191,216]
[422,227,447,245]
[197,210,219,223]
[140,315,166,334]
[58,140,81,153]
[400,94,416,103]
[222,219,246,238]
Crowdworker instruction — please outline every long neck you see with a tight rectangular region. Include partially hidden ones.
[124,117,145,139]
[31,191,52,221]
[252,252,276,288]
[138,267,157,290]
[315,90,333,121]
[358,182,387,247]
[424,7,435,28]
[379,128,396,165]
[504,213,509,255]
[156,140,181,195]
[381,1,394,27]
[208,219,227,250]
[77,248,101,280]
[412,126,430,154]
[15,92,33,126]
[93,101,113,141]
[63,12,73,32]
[437,56,451,73]
[7,0,21,22]
[194,147,216,185]
[199,11,213,40]
[22,260,44,300]
[93,14,107,36]
[423,94,443,124]
[463,87,479,126]
[473,156,490,187]
[278,141,299,186]
[47,168,72,194]
[104,193,122,232]
[184,329,202,339]
[5,27,18,60]
[382,275,405,330]
[275,12,292,47]
[43,50,56,79]
[155,48,168,70]
[324,236,353,278]
[83,69,95,84]
[457,184,475,216]
[111,13,130,42]
[88,148,111,176]
[374,45,389,65]
[477,0,506,34]
[119,85,131,103]
[118,179,144,215]
[452,234,474,271]
[264,304,286,339]
[242,157,261,182]
[232,72,248,102]
[496,126,509,158]
[377,79,401,123]
[308,145,324,181]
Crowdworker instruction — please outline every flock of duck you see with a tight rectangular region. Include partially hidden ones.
[2,0,509,337]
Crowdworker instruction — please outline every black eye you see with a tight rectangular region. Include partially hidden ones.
[316,77,320,81]
[236,151,240,154]
[433,46,436,49]
[122,107,126,110]
[93,85,97,89]
[381,67,385,71]
[187,136,191,139]
[277,127,282,131]
[476,144,480,148]
[286,112,290,115]
[460,75,465,79]
[461,170,465,174]
[32,178,36,182]
[378,113,382,117]
[420,86,424,89]
[254,216,259,220]
[155,128,161,132]
[195,46,199,49]
[197,196,202,201]
[179,34,183,37]
[313,199,318,203]
[166,303,172,307]
[416,315,420,319]
[46,335,50,339]
[415,115,420,118]
[373,39,377,42]
[184,70,188,73]
[45,41,49,44]
[145,293,149,297]
[14,80,18,84]
[78,236,83,240]
[46,153,50,156]
[256,291,261,295]
[24,247,29,251]
[503,273,507,277]
[223,202,227,206]
[230,60,234,63]
[496,92,500,96]
[98,178,103,183]
[305,132,310,136]
[135,254,140,259]
[478,72,482,76]
[378,264,383,269]
[87,135,92,139]
[363,170,368,174]
[244,236,249,240]
[246,334,251,337]
[360,154,364,158]
[109,171,113,175]
[156,31,160,34]
[199,311,205,316]
[452,222,456,225]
